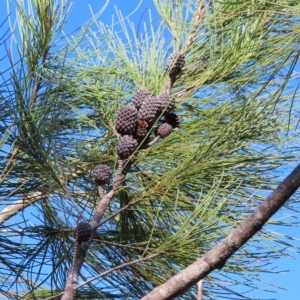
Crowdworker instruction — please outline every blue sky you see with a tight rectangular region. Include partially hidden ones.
[1,0,300,299]
[60,2,300,298]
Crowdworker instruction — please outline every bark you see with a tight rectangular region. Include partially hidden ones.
[61,190,114,300]
[62,160,126,300]
[197,280,203,300]
[141,162,300,300]
[0,191,44,225]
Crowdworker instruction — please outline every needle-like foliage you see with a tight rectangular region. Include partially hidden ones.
[1,0,300,299]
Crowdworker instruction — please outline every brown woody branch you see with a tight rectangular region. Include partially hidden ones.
[76,252,163,289]
[46,252,163,300]
[141,162,300,300]
[182,0,206,53]
[0,191,44,224]
[61,159,127,300]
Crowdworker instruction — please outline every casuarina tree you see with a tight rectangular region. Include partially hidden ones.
[1,0,300,299]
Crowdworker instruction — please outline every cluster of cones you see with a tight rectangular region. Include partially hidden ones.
[115,52,185,159]
[75,52,185,243]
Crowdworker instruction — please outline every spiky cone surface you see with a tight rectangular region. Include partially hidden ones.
[93,164,111,185]
[138,96,160,125]
[117,135,138,159]
[156,123,173,138]
[115,104,138,135]
[75,222,92,243]
[157,92,176,114]
[165,112,180,128]
[132,90,151,110]
[166,52,185,76]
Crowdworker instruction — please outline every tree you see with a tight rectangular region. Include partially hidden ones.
[143,161,300,299]
[0,0,300,299]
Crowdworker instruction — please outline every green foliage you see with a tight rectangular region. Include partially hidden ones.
[0,0,300,299]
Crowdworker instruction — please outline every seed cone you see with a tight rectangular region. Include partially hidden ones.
[133,90,151,110]
[166,52,185,76]
[115,104,138,135]
[75,222,92,243]
[93,164,111,185]
[156,123,173,138]
[157,92,175,114]
[117,135,138,159]
[138,96,160,125]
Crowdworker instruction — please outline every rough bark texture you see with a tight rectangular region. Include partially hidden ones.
[62,243,87,300]
[141,162,300,300]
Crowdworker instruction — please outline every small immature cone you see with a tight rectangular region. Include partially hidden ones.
[156,123,173,138]
[136,119,149,140]
[93,164,111,185]
[117,135,138,159]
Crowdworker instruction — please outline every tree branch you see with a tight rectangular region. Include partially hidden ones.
[141,162,300,300]
[0,191,44,224]
[182,0,206,53]
[62,159,127,300]
[45,252,163,300]
[76,252,163,289]
[197,280,203,300]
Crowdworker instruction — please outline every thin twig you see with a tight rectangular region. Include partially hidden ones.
[62,159,128,300]
[64,192,87,222]
[147,136,160,147]
[77,252,163,289]
[97,197,142,227]
[164,76,175,94]
[93,236,153,252]
[197,280,203,300]
[97,185,105,199]
[182,1,206,53]
[45,252,163,300]
[141,161,300,300]
[0,191,44,225]
[43,292,64,300]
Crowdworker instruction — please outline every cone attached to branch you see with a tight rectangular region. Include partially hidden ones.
[133,90,151,110]
[157,92,176,114]
[166,52,185,76]
[115,104,138,135]
[136,119,149,140]
[138,96,160,125]
[155,123,173,138]
[93,164,111,185]
[117,135,138,159]
[75,222,92,243]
